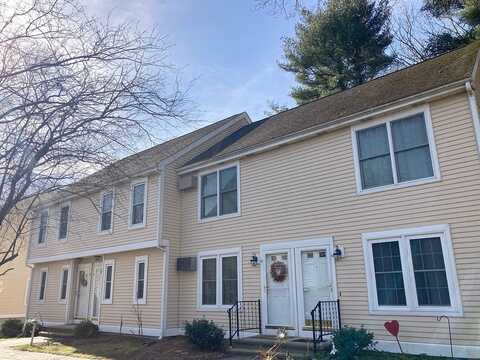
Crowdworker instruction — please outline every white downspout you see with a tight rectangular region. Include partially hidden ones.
[466,81,480,156]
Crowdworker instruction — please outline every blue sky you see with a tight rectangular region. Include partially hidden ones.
[84,0,309,128]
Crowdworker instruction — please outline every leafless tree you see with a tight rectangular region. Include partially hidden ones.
[0,0,189,274]
[255,0,324,17]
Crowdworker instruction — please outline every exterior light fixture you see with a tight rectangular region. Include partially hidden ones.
[332,245,344,260]
[250,254,259,266]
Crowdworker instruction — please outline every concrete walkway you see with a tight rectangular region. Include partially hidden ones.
[0,337,85,360]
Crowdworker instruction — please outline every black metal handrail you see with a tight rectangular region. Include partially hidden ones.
[311,299,341,352]
[227,300,262,346]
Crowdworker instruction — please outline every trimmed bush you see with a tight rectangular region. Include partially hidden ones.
[185,319,225,351]
[1,319,23,337]
[73,320,99,338]
[332,326,374,360]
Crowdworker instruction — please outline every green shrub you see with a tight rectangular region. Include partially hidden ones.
[0,319,23,337]
[23,320,43,337]
[332,326,374,360]
[184,319,225,351]
[73,320,99,338]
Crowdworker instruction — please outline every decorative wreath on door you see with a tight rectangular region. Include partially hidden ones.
[270,261,287,282]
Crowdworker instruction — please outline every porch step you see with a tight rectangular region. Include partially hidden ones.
[229,335,330,357]
[41,324,76,336]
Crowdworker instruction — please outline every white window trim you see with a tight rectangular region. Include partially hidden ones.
[197,162,241,223]
[351,105,441,195]
[128,178,148,229]
[133,255,148,305]
[37,208,49,248]
[362,224,463,317]
[58,265,70,304]
[102,259,115,305]
[197,247,242,311]
[98,189,115,235]
[57,201,71,242]
[38,267,48,303]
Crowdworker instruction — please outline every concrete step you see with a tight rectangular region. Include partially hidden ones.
[41,324,76,336]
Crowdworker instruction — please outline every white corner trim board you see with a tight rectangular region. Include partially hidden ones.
[466,81,480,156]
[374,340,480,359]
[27,240,158,264]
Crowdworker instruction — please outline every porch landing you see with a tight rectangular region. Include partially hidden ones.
[228,334,330,358]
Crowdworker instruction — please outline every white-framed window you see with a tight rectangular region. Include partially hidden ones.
[352,106,440,193]
[362,224,462,316]
[197,248,242,309]
[102,260,115,304]
[37,209,49,246]
[198,163,240,221]
[58,203,70,241]
[38,268,48,302]
[58,266,69,303]
[133,256,148,304]
[99,190,114,233]
[129,179,147,228]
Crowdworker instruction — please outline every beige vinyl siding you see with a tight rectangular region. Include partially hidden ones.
[99,248,164,330]
[175,93,480,346]
[28,261,70,323]
[29,174,159,260]
[0,240,30,318]
[161,118,249,331]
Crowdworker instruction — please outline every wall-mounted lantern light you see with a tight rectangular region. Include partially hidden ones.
[250,254,259,266]
[332,245,344,260]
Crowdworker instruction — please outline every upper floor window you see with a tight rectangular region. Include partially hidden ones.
[38,210,48,245]
[200,165,239,220]
[353,109,439,192]
[100,191,114,232]
[363,225,462,316]
[58,204,70,240]
[130,180,146,227]
[133,256,148,304]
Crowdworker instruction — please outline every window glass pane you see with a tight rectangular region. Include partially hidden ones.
[136,262,145,300]
[222,256,238,305]
[372,241,406,306]
[220,191,237,215]
[61,269,68,300]
[101,212,112,231]
[202,258,216,305]
[357,124,394,189]
[133,184,145,205]
[40,271,47,300]
[410,237,450,306]
[202,196,217,218]
[392,115,434,182]
[105,266,112,300]
[59,206,69,239]
[220,167,237,192]
[201,173,217,197]
[38,211,48,243]
[102,192,113,212]
[132,204,144,225]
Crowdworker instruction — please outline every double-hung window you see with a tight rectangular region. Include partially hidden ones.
[133,256,148,304]
[58,267,69,303]
[102,260,115,304]
[198,249,241,308]
[58,204,70,240]
[100,191,114,232]
[353,109,438,192]
[363,225,462,316]
[200,165,239,220]
[130,181,146,227]
[38,268,48,302]
[38,210,48,245]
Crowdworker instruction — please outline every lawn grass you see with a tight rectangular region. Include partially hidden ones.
[15,335,145,360]
[312,350,451,359]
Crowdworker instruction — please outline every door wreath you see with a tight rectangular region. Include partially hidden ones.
[270,261,287,282]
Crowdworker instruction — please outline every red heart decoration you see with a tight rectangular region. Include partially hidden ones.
[384,320,400,337]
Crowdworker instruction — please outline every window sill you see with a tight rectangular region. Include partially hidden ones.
[98,229,113,236]
[128,223,146,230]
[357,176,440,195]
[101,300,113,305]
[133,299,146,305]
[369,308,463,317]
[198,212,241,224]
[36,243,47,248]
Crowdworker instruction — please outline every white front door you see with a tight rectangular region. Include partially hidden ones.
[75,264,91,319]
[265,251,295,329]
[296,246,333,337]
[261,239,336,337]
